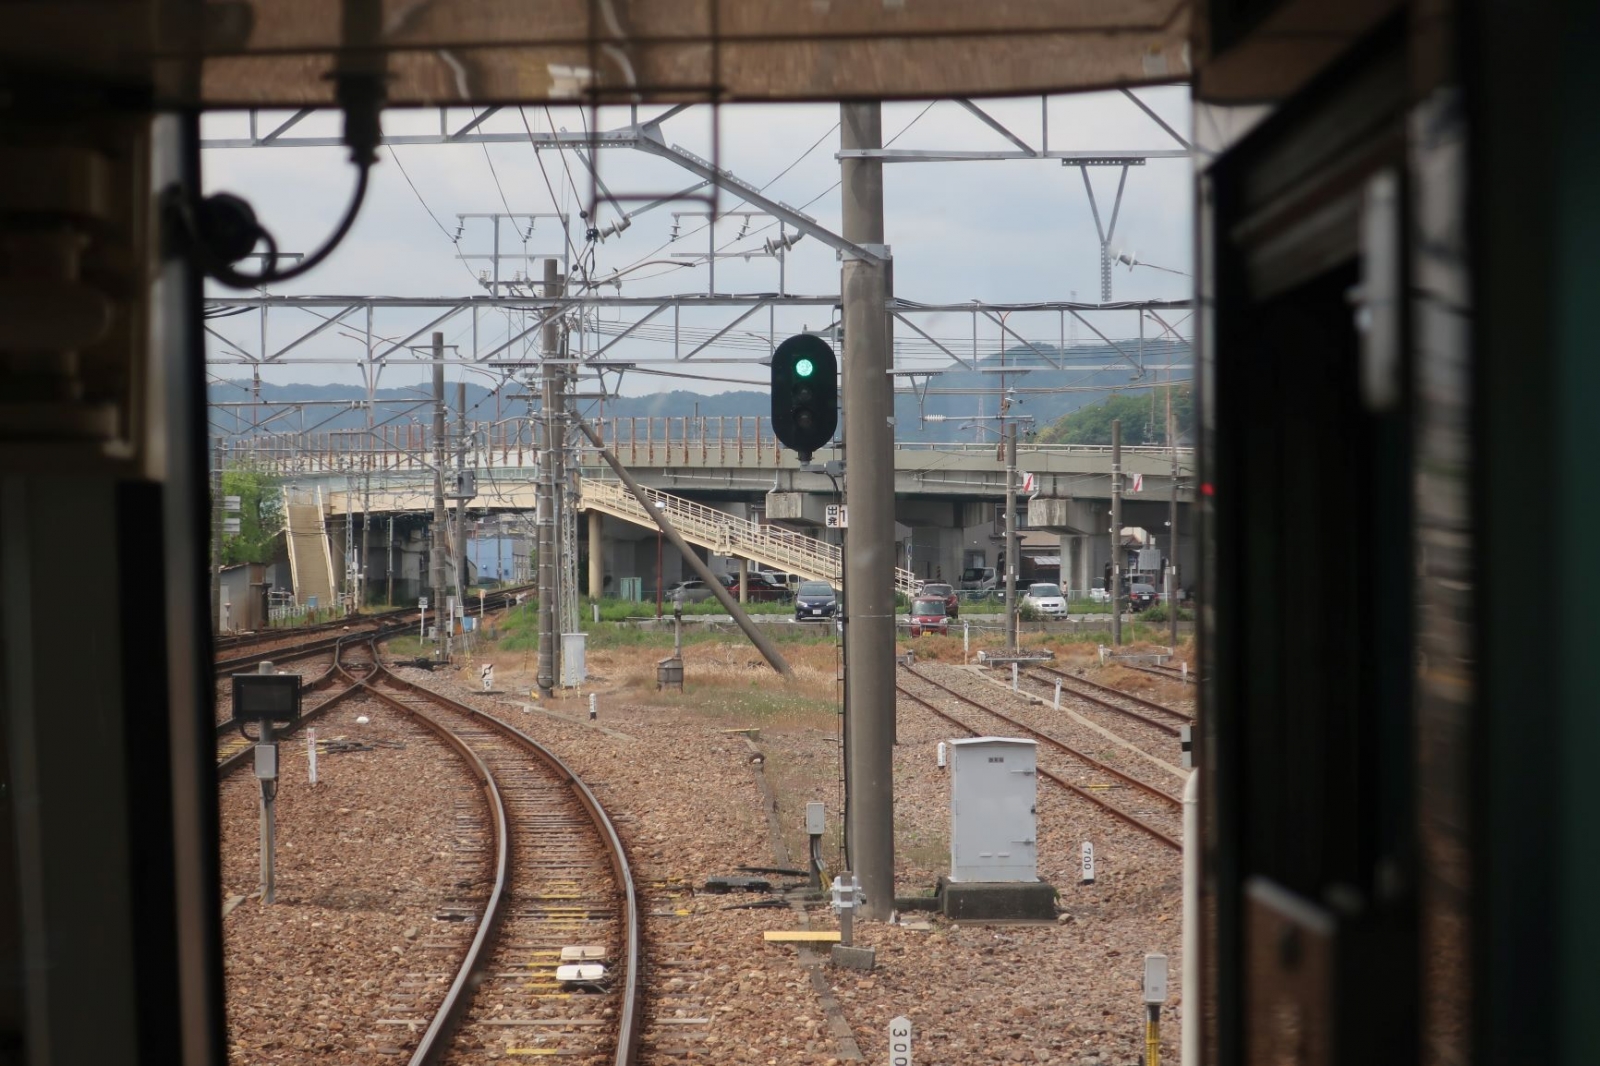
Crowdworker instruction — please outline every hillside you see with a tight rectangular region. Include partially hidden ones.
[211,339,1192,444]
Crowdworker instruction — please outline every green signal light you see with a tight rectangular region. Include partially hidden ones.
[794,357,816,378]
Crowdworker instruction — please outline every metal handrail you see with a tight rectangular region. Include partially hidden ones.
[582,477,920,595]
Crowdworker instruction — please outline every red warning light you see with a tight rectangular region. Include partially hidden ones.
[1200,482,1215,497]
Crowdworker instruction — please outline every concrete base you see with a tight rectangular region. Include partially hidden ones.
[937,877,1057,921]
[830,944,876,971]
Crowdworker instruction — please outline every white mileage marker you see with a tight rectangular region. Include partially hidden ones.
[889,1015,912,1066]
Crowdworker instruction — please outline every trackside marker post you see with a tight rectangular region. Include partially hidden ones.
[1082,841,1095,884]
[889,1015,912,1066]
[307,728,317,786]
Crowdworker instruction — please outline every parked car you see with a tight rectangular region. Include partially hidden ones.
[908,597,950,636]
[793,580,838,622]
[1129,582,1158,610]
[920,582,959,618]
[665,579,716,604]
[958,566,997,595]
[1021,582,1066,616]
[717,572,791,602]
[756,570,796,590]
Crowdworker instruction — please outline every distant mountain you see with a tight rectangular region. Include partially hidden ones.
[210,339,1191,444]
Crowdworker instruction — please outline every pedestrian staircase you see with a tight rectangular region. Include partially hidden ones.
[579,478,919,596]
[283,486,338,609]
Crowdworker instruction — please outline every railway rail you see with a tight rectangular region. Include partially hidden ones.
[1019,663,1192,739]
[217,635,642,1064]
[897,665,1181,851]
[1125,662,1198,686]
[213,584,535,669]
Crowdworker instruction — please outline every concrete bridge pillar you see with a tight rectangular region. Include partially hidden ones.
[587,509,604,600]
[1065,534,1095,598]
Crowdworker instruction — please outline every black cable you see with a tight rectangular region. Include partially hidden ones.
[173,164,372,289]
[172,64,383,289]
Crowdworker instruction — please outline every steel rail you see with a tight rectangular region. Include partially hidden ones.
[215,634,377,773]
[895,677,1180,852]
[1125,662,1199,686]
[351,682,512,1066]
[369,664,643,1066]
[1018,668,1183,737]
[214,583,537,668]
[1027,662,1194,722]
[902,665,1182,809]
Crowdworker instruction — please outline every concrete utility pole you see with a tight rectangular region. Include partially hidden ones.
[455,380,468,629]
[1167,389,1179,649]
[430,332,447,655]
[1005,422,1019,651]
[211,438,224,631]
[536,258,561,697]
[840,101,895,922]
[1111,417,1123,646]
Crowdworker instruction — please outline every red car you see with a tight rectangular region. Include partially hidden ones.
[909,597,950,636]
[919,582,959,619]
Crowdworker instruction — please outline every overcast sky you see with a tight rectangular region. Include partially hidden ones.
[200,89,1195,401]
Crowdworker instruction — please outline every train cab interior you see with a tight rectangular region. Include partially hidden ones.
[0,0,1595,1063]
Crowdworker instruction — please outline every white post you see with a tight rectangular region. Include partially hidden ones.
[1182,769,1200,1066]
[589,693,597,721]
[1011,662,1018,691]
[420,604,427,641]
[889,1016,913,1066]
[936,741,947,769]
[963,620,970,662]
[306,728,317,786]
[1182,661,1189,681]
[1081,841,1095,884]
[1054,678,1062,710]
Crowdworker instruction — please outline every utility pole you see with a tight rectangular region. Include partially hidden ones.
[840,102,895,922]
[536,258,561,697]
[386,514,394,606]
[1111,417,1123,646]
[431,332,447,656]
[455,380,469,636]
[211,438,224,631]
[1005,422,1019,651]
[1167,389,1179,649]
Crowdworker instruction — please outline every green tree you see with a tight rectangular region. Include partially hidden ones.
[220,466,284,565]
[1037,384,1193,446]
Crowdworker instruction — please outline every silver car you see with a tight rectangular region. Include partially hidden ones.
[1022,582,1067,616]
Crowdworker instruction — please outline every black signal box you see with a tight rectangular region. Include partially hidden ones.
[770,333,838,461]
[231,674,302,723]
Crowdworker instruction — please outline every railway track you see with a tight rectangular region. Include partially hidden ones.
[217,637,642,1064]
[215,635,373,771]
[1020,663,1192,739]
[213,584,535,670]
[1126,662,1198,686]
[896,665,1181,851]
[1007,660,1196,768]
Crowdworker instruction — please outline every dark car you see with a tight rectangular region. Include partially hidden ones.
[717,572,791,602]
[920,582,958,619]
[1129,582,1158,611]
[793,580,838,622]
[909,597,949,636]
